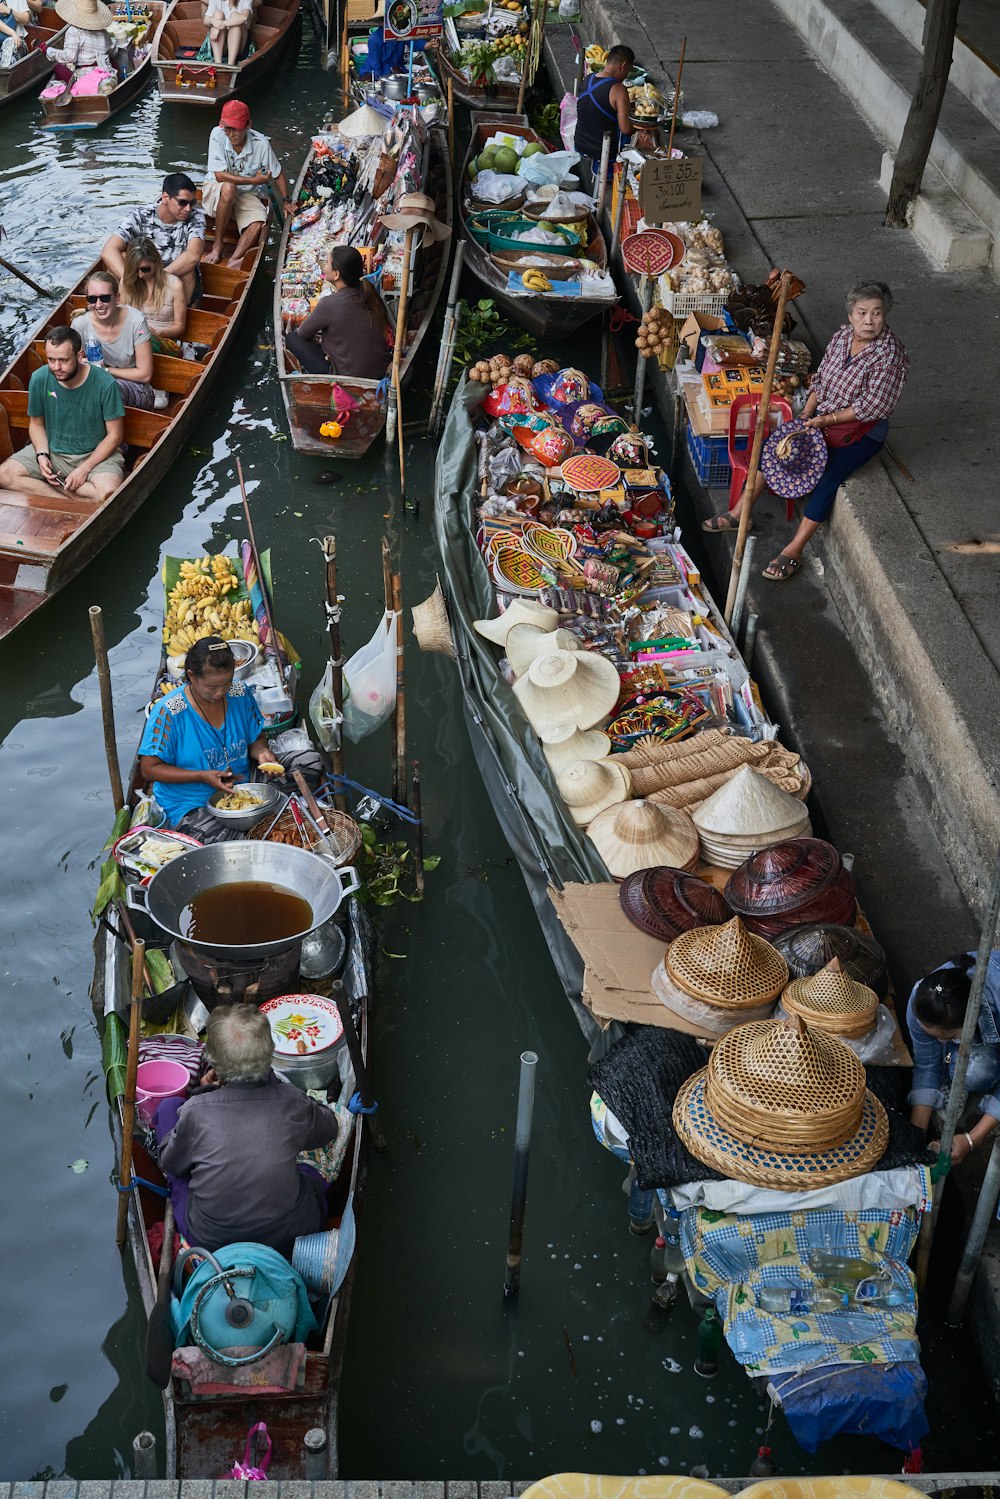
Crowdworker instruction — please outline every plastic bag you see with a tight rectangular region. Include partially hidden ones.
[341,610,398,743]
[517,149,580,188]
[681,110,719,129]
[309,664,343,753]
[223,1422,271,1480]
[558,0,580,17]
[472,169,526,204]
[559,91,577,151]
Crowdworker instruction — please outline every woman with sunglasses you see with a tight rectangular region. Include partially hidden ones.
[70,270,160,410]
[121,238,186,358]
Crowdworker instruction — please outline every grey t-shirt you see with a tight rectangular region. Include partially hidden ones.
[71,304,151,368]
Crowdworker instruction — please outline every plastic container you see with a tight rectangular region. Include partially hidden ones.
[758,1285,848,1314]
[135,1058,190,1125]
[84,339,104,366]
[686,426,732,488]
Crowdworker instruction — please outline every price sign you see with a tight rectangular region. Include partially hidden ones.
[385,0,443,40]
[638,156,703,224]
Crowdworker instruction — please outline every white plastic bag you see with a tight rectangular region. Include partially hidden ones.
[559,91,577,152]
[558,0,580,17]
[517,148,580,188]
[472,169,526,203]
[309,662,343,753]
[341,610,398,743]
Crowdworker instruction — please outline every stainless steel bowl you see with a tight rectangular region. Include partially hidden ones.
[205,781,283,831]
[229,639,260,680]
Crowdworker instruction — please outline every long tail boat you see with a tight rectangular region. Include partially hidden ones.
[274,119,452,458]
[0,211,270,641]
[0,5,66,105]
[459,113,611,341]
[151,0,300,105]
[39,0,164,129]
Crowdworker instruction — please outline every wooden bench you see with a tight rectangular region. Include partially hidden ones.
[0,387,171,449]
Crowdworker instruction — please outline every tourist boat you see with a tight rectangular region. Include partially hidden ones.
[274,120,452,458]
[151,0,300,106]
[426,41,520,114]
[459,113,611,341]
[0,5,66,105]
[38,0,164,128]
[0,210,270,641]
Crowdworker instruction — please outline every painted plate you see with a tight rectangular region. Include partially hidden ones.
[622,229,676,277]
[561,453,622,493]
[260,994,345,1056]
[491,544,549,596]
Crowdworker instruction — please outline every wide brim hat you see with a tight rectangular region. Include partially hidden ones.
[620,865,731,944]
[652,957,776,1036]
[56,0,112,27]
[338,104,388,139]
[474,598,558,646]
[672,1015,888,1188]
[725,837,843,918]
[773,922,888,998]
[540,722,611,776]
[556,757,631,826]
[666,914,788,1009]
[513,648,621,735]
[506,623,579,678]
[380,191,452,245]
[782,957,879,1039]
[740,867,857,938]
[760,418,828,500]
[587,798,699,880]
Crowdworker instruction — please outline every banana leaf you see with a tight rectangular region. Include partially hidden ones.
[102,1012,127,1105]
[93,855,125,922]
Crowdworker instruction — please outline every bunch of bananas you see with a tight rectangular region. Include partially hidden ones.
[163,554,261,658]
[585,43,606,69]
[522,268,552,292]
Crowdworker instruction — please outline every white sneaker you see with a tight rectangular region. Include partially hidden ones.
[153,389,169,410]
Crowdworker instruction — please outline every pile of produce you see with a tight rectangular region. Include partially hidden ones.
[635,304,673,359]
[628,82,664,120]
[164,554,260,657]
[468,353,558,387]
[452,33,526,86]
[467,138,543,182]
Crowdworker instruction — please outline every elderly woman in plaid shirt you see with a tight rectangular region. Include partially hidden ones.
[704,281,909,580]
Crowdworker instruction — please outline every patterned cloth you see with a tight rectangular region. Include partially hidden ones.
[760,418,829,500]
[812,325,909,424]
[114,201,208,266]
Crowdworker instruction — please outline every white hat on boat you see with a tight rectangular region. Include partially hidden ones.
[557,758,632,826]
[505,623,579,678]
[337,104,388,139]
[513,647,620,735]
[380,191,452,246]
[540,721,611,776]
[473,598,558,646]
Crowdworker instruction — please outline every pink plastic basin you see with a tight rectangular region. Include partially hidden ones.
[135,1059,190,1126]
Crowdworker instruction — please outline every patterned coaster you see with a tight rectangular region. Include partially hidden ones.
[622,229,676,277]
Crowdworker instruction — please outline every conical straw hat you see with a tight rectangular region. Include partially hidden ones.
[337,104,389,139]
[513,648,620,735]
[782,957,879,1039]
[672,1014,889,1188]
[556,758,631,826]
[693,764,810,838]
[587,798,699,879]
[540,722,611,776]
[507,623,579,678]
[666,915,788,1008]
[652,957,776,1036]
[474,598,558,646]
[411,577,455,658]
[56,0,112,27]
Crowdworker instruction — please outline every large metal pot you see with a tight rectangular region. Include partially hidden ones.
[382,72,409,100]
[127,841,361,961]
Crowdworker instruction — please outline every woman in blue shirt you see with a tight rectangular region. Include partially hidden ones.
[906,951,1000,1165]
[139,636,280,838]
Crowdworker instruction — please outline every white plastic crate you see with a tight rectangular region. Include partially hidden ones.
[658,277,727,319]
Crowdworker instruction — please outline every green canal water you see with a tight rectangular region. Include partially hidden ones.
[0,20,994,1483]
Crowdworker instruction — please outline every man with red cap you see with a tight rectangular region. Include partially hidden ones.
[202,99,293,266]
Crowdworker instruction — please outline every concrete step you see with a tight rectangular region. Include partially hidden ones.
[879,149,994,269]
[868,0,1000,136]
[771,0,1000,278]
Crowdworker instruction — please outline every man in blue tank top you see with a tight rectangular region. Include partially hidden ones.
[575,44,635,179]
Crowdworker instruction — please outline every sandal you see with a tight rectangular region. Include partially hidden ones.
[762,553,801,581]
[701,513,743,534]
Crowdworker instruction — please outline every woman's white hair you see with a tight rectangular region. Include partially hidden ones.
[846,280,893,314]
[205,1003,274,1084]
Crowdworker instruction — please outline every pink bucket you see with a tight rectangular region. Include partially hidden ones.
[135,1059,190,1126]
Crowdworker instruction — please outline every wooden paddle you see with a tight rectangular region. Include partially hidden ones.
[145,1197,176,1389]
[116,938,145,1249]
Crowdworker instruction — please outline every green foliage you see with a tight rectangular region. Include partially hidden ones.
[357,823,439,906]
[530,99,561,140]
[92,855,125,922]
[454,298,532,370]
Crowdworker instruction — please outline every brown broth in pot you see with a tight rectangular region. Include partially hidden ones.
[180,882,313,946]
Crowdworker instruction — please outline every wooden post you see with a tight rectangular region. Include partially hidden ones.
[89,605,124,812]
[321,535,347,810]
[632,273,653,420]
[381,538,400,803]
[665,36,687,158]
[595,131,612,220]
[885,0,960,226]
[389,226,416,501]
[723,270,793,623]
[116,939,145,1249]
[391,570,406,807]
[609,163,627,260]
[411,759,425,895]
[516,0,539,115]
[447,76,455,176]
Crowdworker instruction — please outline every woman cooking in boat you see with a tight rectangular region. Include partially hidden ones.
[283,245,393,379]
[907,950,1000,1165]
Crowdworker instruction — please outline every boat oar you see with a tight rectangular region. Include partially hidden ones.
[145,1197,176,1389]
[0,253,56,299]
[116,938,145,1249]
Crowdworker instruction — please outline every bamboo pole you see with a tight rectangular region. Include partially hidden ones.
[723,270,793,623]
[89,605,124,812]
[447,76,455,176]
[595,131,612,220]
[116,939,145,1249]
[236,457,279,653]
[391,570,406,807]
[381,537,399,802]
[947,1134,1000,1324]
[609,162,627,260]
[503,1049,538,1297]
[321,535,347,810]
[665,36,687,158]
[429,241,466,434]
[516,0,539,115]
[388,226,416,500]
[411,759,425,895]
[632,273,653,420]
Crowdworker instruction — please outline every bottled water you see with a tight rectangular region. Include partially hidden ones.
[84,339,104,366]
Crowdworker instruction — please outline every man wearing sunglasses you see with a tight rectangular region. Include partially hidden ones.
[102,171,206,305]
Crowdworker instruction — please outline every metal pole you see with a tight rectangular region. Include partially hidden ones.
[730,534,757,638]
[330,979,387,1153]
[632,274,653,420]
[743,611,758,672]
[304,1428,328,1480]
[391,571,407,807]
[595,132,612,220]
[916,843,1000,1290]
[947,1134,1000,1324]
[503,1049,538,1298]
[132,1432,157,1479]
[89,606,124,812]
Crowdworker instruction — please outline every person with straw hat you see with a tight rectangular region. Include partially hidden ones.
[202,99,293,267]
[46,0,113,83]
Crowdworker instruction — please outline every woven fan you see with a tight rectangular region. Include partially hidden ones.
[484,529,522,565]
[621,229,676,277]
[491,544,549,596]
[521,522,578,566]
[561,453,621,493]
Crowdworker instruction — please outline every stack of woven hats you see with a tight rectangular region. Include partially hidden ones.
[691,766,811,869]
[774,923,888,999]
[619,865,731,942]
[587,799,700,879]
[723,837,857,937]
[780,957,879,1041]
[651,915,788,1036]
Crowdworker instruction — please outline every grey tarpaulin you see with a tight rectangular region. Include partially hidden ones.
[434,380,620,1055]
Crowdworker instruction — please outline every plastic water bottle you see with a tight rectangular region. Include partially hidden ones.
[650,1235,667,1285]
[84,338,104,366]
[663,1204,685,1274]
[759,1285,849,1314]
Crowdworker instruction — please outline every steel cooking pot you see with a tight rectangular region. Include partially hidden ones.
[127,841,361,961]
[382,72,409,101]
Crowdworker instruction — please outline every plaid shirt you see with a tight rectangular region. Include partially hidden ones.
[813,324,909,423]
[54,23,113,69]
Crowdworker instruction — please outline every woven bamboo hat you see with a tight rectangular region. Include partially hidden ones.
[513,648,621,735]
[693,765,811,868]
[782,957,879,1040]
[540,722,611,776]
[474,598,559,645]
[411,577,455,658]
[557,758,632,826]
[507,623,579,678]
[652,956,778,1036]
[774,922,888,998]
[587,798,699,879]
[666,915,788,1008]
[672,1015,889,1188]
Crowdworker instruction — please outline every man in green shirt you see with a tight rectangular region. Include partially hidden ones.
[0,325,126,502]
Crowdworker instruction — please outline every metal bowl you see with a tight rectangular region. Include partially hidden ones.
[229,638,260,680]
[206,781,282,831]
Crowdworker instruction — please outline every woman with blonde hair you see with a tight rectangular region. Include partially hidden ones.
[121,236,186,355]
[70,268,159,409]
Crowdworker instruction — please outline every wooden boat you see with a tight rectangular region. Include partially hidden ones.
[0,5,67,105]
[0,209,270,641]
[151,0,300,106]
[427,41,520,113]
[460,113,611,341]
[38,0,164,127]
[274,124,452,459]
[90,626,374,1477]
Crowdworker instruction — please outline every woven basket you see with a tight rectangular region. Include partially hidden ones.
[782,958,879,1039]
[773,922,888,998]
[652,958,776,1036]
[523,201,590,227]
[491,249,585,281]
[412,577,456,659]
[666,915,788,1008]
[467,210,581,256]
[249,804,361,865]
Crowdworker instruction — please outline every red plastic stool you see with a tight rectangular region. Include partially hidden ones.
[727,393,794,518]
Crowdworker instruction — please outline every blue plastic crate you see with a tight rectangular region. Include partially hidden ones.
[686,425,732,489]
